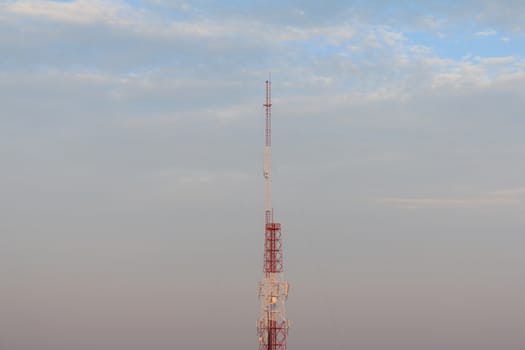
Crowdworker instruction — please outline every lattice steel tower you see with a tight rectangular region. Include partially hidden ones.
[257,77,290,350]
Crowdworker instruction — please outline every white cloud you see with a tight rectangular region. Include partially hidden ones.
[380,187,525,209]
[379,197,519,209]
[477,56,516,65]
[143,0,190,10]
[475,29,497,36]
[4,0,136,25]
[427,56,525,90]
[3,0,235,39]
[488,187,525,197]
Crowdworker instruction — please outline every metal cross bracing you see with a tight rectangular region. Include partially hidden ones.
[264,222,283,273]
[257,77,289,350]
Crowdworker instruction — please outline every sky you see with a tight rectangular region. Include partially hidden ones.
[1,1,524,349]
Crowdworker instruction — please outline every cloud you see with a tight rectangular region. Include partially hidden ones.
[2,0,236,40]
[477,56,516,65]
[7,0,525,38]
[380,187,525,209]
[475,29,497,36]
[4,0,135,25]
[488,187,525,197]
[380,197,519,209]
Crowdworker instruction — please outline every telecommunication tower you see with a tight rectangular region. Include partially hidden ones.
[257,77,290,350]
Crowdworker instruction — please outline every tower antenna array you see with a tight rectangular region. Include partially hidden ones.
[257,76,289,350]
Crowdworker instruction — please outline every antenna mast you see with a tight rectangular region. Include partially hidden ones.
[264,77,272,223]
[257,76,289,350]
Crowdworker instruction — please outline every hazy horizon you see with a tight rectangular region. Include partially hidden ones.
[1,1,524,350]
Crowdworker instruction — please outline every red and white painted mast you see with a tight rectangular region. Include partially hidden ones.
[257,77,289,350]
